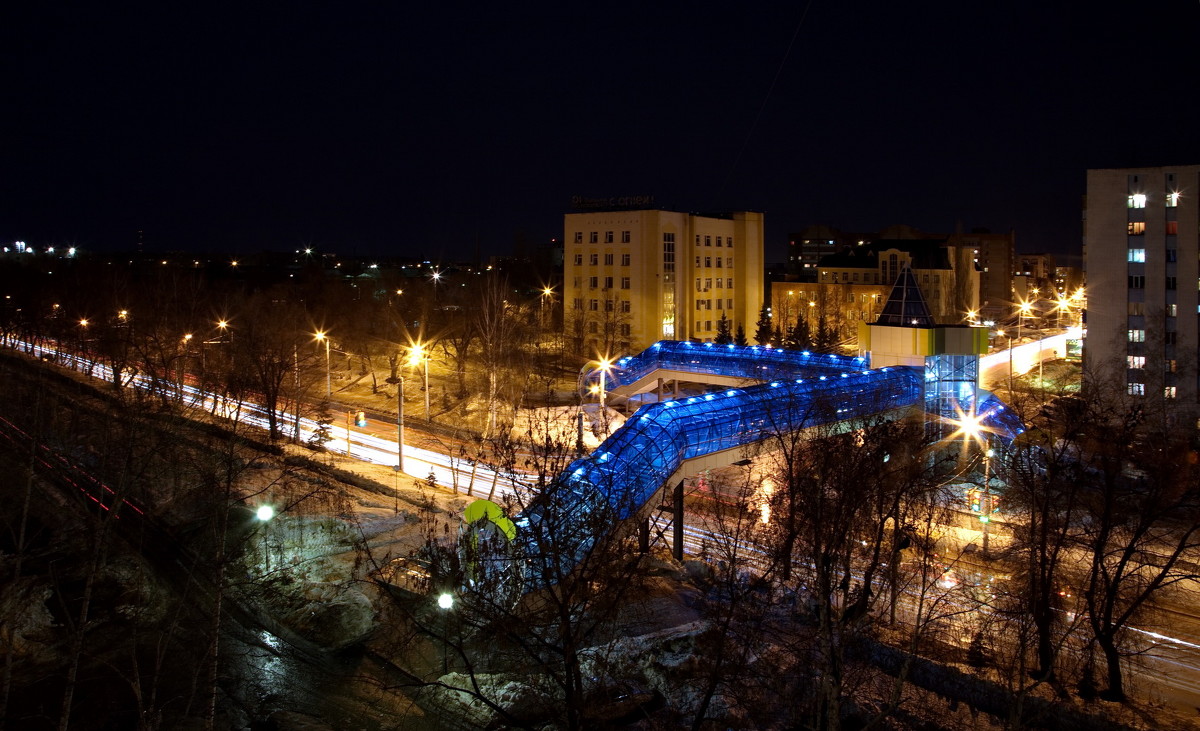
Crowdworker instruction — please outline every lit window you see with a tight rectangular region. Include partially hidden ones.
[1128,355,1145,369]
[1128,221,1146,235]
[1128,248,1146,262]
[1128,194,1147,208]
[1167,192,1180,208]
[1128,302,1143,315]
[1165,386,1177,399]
[1166,359,1177,372]
[1166,221,1178,235]
[621,253,630,265]
[1128,383,1145,396]
[622,231,631,243]
[1168,304,1177,316]
[1128,329,1145,342]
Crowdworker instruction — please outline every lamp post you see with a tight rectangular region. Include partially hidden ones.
[77,318,89,371]
[1017,300,1032,343]
[437,592,454,675]
[409,342,430,421]
[597,357,613,412]
[315,331,331,398]
[397,376,405,473]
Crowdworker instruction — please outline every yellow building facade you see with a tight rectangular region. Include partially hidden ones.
[563,209,764,355]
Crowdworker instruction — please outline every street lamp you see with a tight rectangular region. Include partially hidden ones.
[597,356,614,412]
[437,592,454,675]
[541,286,554,330]
[408,341,431,421]
[1016,300,1033,342]
[314,330,331,398]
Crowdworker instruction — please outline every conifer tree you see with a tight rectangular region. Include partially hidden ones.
[754,305,773,345]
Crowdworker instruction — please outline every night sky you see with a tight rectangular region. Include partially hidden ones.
[4,2,1200,263]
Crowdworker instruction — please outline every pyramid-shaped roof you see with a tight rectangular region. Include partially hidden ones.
[875,266,935,327]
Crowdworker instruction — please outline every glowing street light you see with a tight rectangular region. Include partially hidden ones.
[408,341,431,421]
[596,356,614,411]
[1016,300,1033,342]
[437,592,454,674]
[314,330,331,398]
[256,505,275,521]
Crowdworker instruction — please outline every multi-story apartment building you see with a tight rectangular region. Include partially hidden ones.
[563,209,764,354]
[1084,165,1200,421]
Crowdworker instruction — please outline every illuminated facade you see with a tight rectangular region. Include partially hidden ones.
[563,209,764,354]
[1085,165,1200,419]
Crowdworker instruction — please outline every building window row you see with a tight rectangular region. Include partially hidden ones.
[573,230,633,244]
[693,235,734,248]
[1127,191,1182,208]
[573,252,632,267]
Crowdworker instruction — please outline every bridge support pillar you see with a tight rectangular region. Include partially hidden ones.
[638,517,650,553]
[656,377,663,404]
[672,480,684,562]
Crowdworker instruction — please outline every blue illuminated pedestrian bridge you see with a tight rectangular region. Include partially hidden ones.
[492,341,1024,590]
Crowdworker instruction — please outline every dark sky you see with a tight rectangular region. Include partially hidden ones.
[4,2,1200,263]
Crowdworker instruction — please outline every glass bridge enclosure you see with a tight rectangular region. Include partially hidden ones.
[597,340,870,390]
[517,341,1025,585]
[925,353,980,439]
